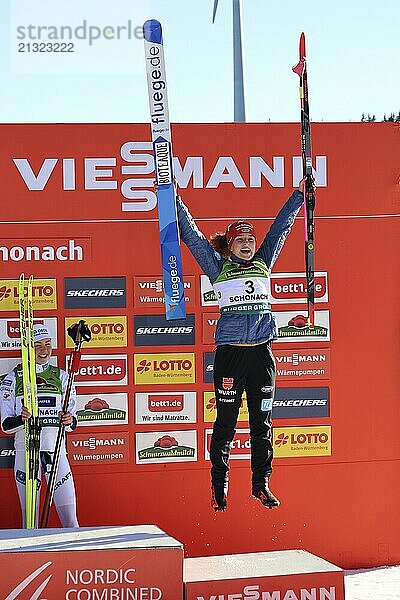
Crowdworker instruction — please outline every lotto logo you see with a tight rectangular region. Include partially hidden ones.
[90,322,125,335]
[275,433,289,446]
[65,317,127,348]
[0,280,57,311]
[0,286,11,300]
[137,360,151,373]
[273,426,331,458]
[134,354,195,385]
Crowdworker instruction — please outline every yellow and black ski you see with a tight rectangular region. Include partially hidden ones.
[18,274,40,529]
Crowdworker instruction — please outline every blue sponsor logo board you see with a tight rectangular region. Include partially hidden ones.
[0,436,15,468]
[65,277,126,308]
[203,352,215,383]
[134,314,195,346]
[273,387,329,418]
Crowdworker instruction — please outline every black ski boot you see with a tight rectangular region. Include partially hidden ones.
[211,482,228,512]
[252,483,280,509]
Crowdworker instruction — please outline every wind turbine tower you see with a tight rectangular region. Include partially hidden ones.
[213,0,246,122]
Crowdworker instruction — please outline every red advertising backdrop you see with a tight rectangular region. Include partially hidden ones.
[0,547,183,599]
[0,123,399,569]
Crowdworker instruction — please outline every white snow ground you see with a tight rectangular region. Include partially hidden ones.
[344,565,400,599]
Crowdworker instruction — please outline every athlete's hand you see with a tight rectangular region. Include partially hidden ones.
[173,176,179,195]
[298,176,307,192]
[21,406,31,421]
[153,177,179,195]
[298,176,316,193]
[59,411,73,426]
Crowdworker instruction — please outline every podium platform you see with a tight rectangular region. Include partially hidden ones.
[184,550,345,600]
[0,525,183,599]
[0,528,345,599]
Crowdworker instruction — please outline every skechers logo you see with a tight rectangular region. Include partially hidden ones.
[64,278,126,308]
[136,327,193,335]
[66,289,124,297]
[134,315,195,346]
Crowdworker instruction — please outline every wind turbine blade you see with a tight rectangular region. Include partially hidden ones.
[212,0,219,23]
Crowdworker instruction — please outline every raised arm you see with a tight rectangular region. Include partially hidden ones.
[176,195,223,283]
[255,189,304,269]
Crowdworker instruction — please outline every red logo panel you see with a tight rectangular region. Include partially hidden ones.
[148,394,184,413]
[275,349,331,380]
[68,432,130,464]
[134,276,195,307]
[202,313,219,344]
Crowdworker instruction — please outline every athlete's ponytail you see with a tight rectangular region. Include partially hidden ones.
[210,233,230,258]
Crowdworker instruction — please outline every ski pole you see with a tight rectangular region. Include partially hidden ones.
[293,32,316,328]
[39,320,91,528]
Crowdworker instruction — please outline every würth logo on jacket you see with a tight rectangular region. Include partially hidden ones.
[222,377,234,390]
[218,377,236,399]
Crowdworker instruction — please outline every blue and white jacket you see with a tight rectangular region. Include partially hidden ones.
[176,190,304,345]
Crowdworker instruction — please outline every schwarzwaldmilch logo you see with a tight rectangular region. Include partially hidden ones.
[203,290,217,303]
[138,434,195,460]
[278,313,329,338]
[64,277,126,308]
[76,397,127,423]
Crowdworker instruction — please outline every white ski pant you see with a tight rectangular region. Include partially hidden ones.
[14,450,79,528]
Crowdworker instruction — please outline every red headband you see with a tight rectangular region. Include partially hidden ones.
[226,221,256,250]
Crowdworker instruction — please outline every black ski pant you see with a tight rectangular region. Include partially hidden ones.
[210,342,275,489]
